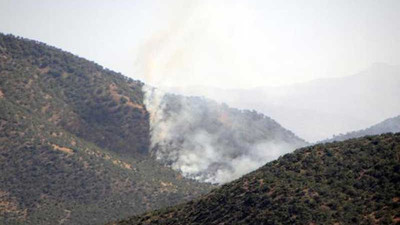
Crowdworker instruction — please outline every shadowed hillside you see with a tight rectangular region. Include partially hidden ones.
[115,133,400,225]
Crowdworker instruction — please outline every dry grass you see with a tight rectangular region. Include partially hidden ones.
[52,144,74,154]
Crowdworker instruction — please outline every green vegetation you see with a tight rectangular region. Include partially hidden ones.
[6,32,395,225]
[0,33,148,157]
[0,33,213,225]
[116,133,400,225]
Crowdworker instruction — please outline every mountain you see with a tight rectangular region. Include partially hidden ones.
[165,63,400,142]
[0,33,306,224]
[145,90,307,183]
[0,33,214,225]
[323,115,400,143]
[115,133,400,225]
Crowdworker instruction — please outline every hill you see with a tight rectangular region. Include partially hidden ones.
[145,89,307,183]
[0,33,306,224]
[323,115,400,143]
[0,33,214,225]
[115,133,400,225]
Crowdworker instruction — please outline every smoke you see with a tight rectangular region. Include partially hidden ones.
[143,85,305,184]
[138,1,307,184]
[134,0,274,89]
[212,141,295,183]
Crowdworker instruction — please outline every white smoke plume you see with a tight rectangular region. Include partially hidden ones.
[143,85,306,184]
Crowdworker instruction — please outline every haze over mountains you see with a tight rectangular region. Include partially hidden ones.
[1,32,400,225]
[1,1,400,224]
[0,0,400,225]
[322,115,400,143]
[166,63,400,142]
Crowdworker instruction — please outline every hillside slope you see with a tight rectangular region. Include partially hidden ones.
[116,133,400,225]
[323,115,400,143]
[0,33,213,225]
[145,90,307,183]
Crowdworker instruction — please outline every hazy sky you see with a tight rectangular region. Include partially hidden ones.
[1,0,399,88]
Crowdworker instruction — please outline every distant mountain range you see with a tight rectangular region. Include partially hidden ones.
[0,33,306,224]
[115,133,400,225]
[322,115,400,143]
[165,63,400,142]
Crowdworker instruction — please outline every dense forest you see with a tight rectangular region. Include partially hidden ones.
[116,133,400,225]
